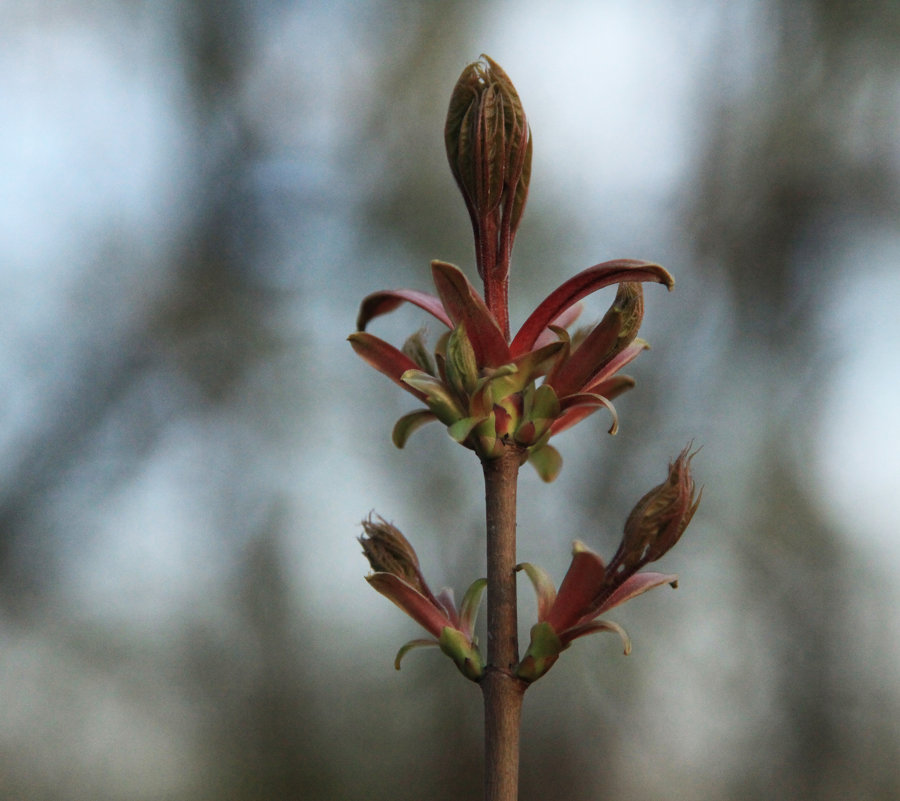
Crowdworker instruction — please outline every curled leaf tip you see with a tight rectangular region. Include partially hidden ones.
[394,639,439,670]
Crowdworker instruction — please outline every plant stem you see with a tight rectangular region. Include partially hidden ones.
[481,446,527,801]
[483,273,510,342]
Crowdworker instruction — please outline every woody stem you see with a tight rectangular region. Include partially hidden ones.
[481,446,527,801]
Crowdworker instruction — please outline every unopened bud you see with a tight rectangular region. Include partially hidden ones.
[609,282,644,352]
[546,283,645,400]
[444,323,480,397]
[444,55,532,280]
[401,328,436,376]
[614,445,702,574]
[359,515,423,589]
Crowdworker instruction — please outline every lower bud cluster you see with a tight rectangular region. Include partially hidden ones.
[360,446,700,684]
[360,515,487,681]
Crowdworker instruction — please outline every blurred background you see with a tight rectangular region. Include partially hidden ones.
[2,1,899,799]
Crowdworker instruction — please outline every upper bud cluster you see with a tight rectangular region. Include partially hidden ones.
[351,259,673,480]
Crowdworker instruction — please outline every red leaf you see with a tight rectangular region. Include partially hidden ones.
[548,405,597,437]
[558,618,631,653]
[348,332,427,401]
[584,374,635,402]
[367,573,453,639]
[531,303,583,349]
[510,260,673,356]
[430,261,511,367]
[551,393,619,436]
[545,543,607,634]
[356,289,452,331]
[546,317,621,399]
[579,341,648,394]
[591,571,678,618]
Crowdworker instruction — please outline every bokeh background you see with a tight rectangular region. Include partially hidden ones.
[2,2,899,799]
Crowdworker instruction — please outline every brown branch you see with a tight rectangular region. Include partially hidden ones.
[481,446,528,801]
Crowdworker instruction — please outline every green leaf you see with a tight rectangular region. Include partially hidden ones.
[527,443,563,482]
[445,323,479,396]
[561,618,632,656]
[447,416,486,443]
[516,621,564,683]
[457,577,487,636]
[400,370,465,424]
[489,341,564,401]
[394,638,439,670]
[392,410,438,449]
[528,383,561,421]
[473,414,500,458]
[438,627,484,682]
[470,364,517,417]
[401,328,436,375]
[515,562,557,622]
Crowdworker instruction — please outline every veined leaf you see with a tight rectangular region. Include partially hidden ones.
[510,260,673,356]
[527,443,562,483]
[431,261,510,367]
[392,410,438,449]
[356,288,452,331]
